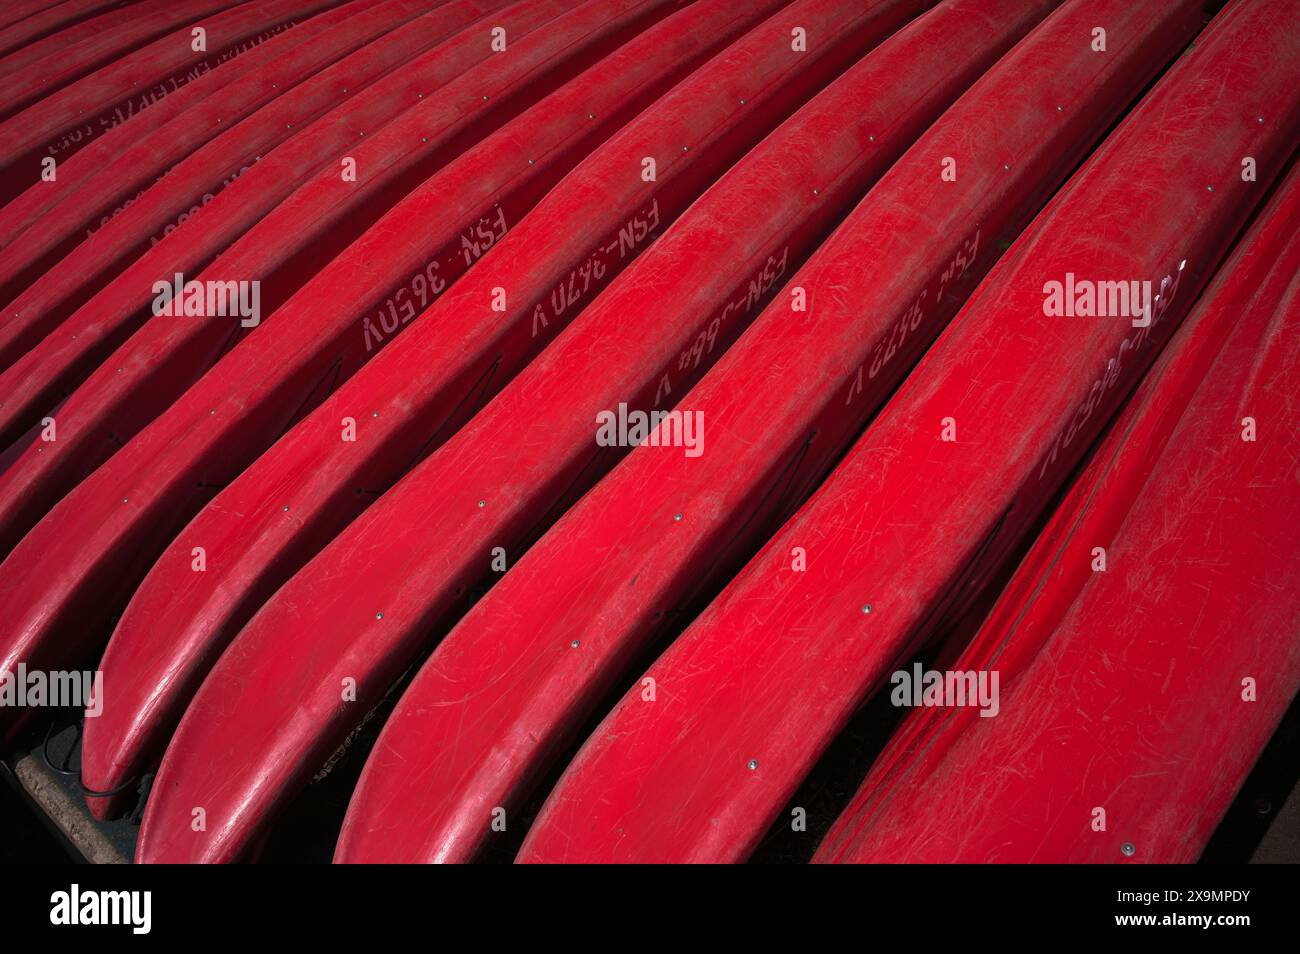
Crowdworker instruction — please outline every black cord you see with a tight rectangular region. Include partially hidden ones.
[40,719,81,777]
[40,718,150,801]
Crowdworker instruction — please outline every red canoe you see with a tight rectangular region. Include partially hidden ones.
[130,0,954,861]
[3,0,898,740]
[0,0,435,308]
[335,0,1216,864]
[0,0,341,207]
[517,0,1300,863]
[81,0,805,815]
[0,0,551,412]
[813,161,1300,864]
[0,0,243,123]
[0,1,139,51]
[0,0,612,552]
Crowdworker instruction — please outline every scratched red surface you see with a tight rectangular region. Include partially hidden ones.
[0,0,1294,865]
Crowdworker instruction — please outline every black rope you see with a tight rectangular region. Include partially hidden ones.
[81,773,145,799]
[40,717,154,804]
[40,719,81,776]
